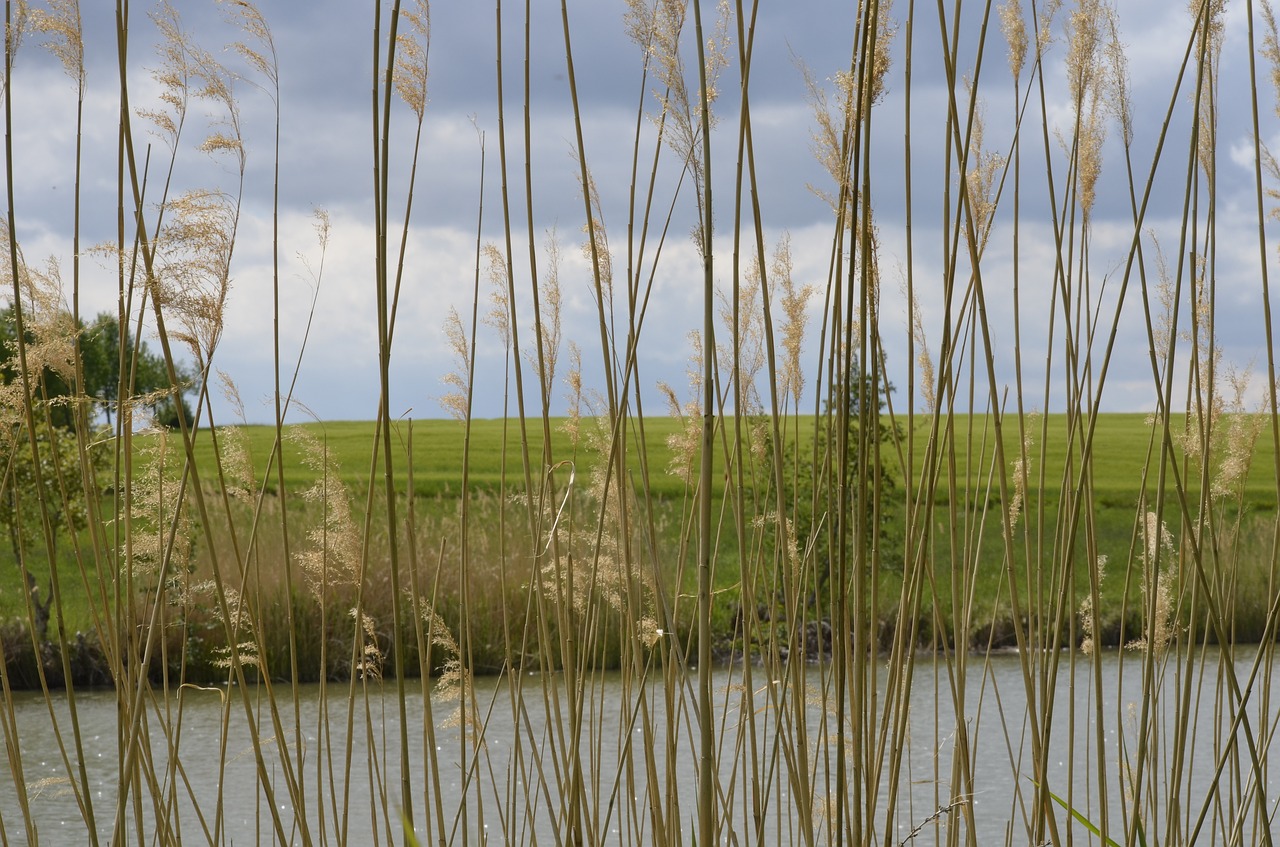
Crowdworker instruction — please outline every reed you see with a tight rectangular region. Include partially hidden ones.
[1,0,1279,844]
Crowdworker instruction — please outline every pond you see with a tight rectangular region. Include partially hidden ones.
[3,646,1278,844]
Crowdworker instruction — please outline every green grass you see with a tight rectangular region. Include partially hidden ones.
[8,412,1272,643]
[183,412,1280,506]
[6,411,1271,659]
[906,412,1278,508]
[187,416,692,498]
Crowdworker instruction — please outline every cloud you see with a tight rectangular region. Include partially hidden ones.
[1,0,1277,428]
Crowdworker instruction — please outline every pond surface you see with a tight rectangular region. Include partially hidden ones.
[3,646,1279,844]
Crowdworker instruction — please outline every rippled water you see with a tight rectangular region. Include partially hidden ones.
[3,647,1279,844]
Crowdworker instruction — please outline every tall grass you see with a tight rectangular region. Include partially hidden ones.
[2,0,1280,844]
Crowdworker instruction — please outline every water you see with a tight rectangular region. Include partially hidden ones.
[3,647,1280,844]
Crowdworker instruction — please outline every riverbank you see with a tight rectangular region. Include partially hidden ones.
[4,414,1276,691]
[2,594,1265,691]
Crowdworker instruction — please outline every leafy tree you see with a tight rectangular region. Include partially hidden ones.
[0,306,196,429]
[0,424,107,639]
[786,359,904,596]
[0,304,193,636]
[0,425,101,565]
[0,304,77,430]
[78,311,196,428]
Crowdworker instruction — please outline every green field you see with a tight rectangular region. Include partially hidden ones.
[180,412,1280,502]
[4,411,1274,672]
[185,415,690,498]
[258,412,1276,656]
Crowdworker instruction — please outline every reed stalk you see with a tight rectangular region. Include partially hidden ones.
[3,1,1280,844]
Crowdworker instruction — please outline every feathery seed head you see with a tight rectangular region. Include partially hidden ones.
[1262,2,1280,119]
[213,641,260,670]
[1009,414,1039,528]
[25,777,72,803]
[526,230,563,392]
[154,189,235,365]
[219,0,278,92]
[1078,554,1108,655]
[638,617,663,648]
[661,338,705,484]
[1075,106,1105,217]
[198,133,243,156]
[188,48,246,172]
[908,287,936,414]
[999,0,1027,80]
[962,86,1005,243]
[1078,594,1095,655]
[435,658,477,732]
[1189,0,1226,181]
[865,0,896,106]
[1190,0,1228,55]
[1063,0,1112,218]
[1149,233,1174,361]
[482,242,512,349]
[219,425,255,502]
[1065,0,1102,107]
[123,429,193,579]
[290,426,364,596]
[627,0,730,242]
[576,163,614,304]
[561,342,583,446]
[312,207,331,248]
[801,61,856,223]
[1142,510,1173,568]
[217,369,245,422]
[393,0,430,119]
[660,388,694,481]
[30,0,83,86]
[140,2,193,149]
[717,263,764,416]
[1126,512,1178,656]
[418,607,460,657]
[774,234,815,407]
[1103,9,1132,146]
[5,0,28,61]
[1036,0,1063,55]
[438,307,471,421]
[349,609,384,680]
[0,232,80,421]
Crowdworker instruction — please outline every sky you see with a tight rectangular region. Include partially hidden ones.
[4,0,1279,425]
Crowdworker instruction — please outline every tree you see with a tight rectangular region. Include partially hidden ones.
[0,303,78,430]
[0,306,196,430]
[0,304,191,637]
[0,425,100,565]
[0,424,107,640]
[785,358,904,597]
[78,311,197,428]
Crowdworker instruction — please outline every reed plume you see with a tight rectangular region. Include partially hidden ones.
[999,0,1027,82]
